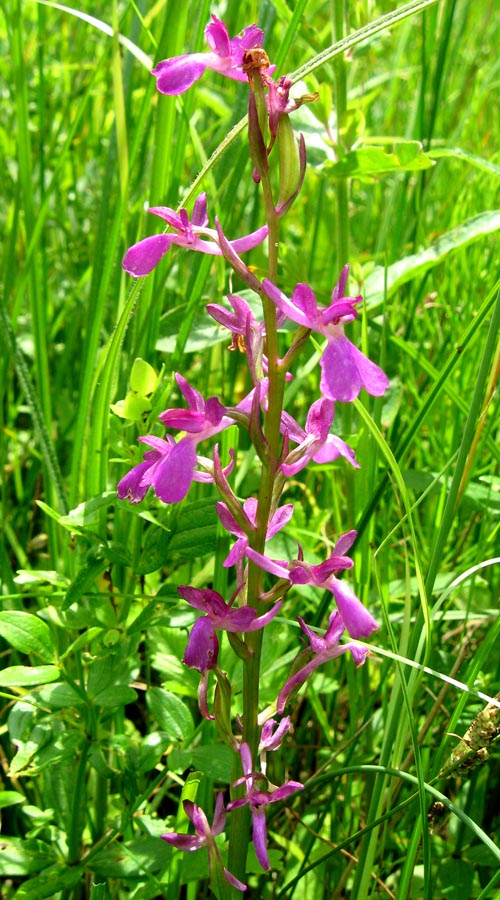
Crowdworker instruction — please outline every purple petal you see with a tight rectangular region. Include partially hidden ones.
[251,808,270,871]
[211,793,227,836]
[232,23,265,57]
[117,460,152,503]
[148,438,196,503]
[223,867,247,892]
[333,530,357,556]
[244,547,289,579]
[246,599,283,631]
[216,502,247,539]
[262,279,310,328]
[161,832,204,851]
[269,781,304,803]
[305,397,334,440]
[230,225,268,253]
[205,15,231,57]
[313,434,359,468]
[183,617,219,672]
[291,283,319,325]
[324,610,346,646]
[320,337,389,403]
[267,504,294,539]
[328,578,378,639]
[191,192,209,227]
[147,205,185,230]
[122,234,174,277]
[152,54,208,95]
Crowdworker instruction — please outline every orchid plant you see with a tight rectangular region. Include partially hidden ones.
[118,13,389,896]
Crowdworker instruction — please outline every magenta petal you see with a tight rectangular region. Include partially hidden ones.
[161,833,203,851]
[183,617,219,672]
[152,55,208,95]
[347,341,390,397]
[329,578,378,639]
[230,225,268,252]
[319,338,362,402]
[122,234,174,277]
[252,808,270,871]
[291,282,318,324]
[117,461,152,503]
[150,438,196,503]
[205,15,231,56]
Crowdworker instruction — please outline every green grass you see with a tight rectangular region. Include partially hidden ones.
[1,0,499,898]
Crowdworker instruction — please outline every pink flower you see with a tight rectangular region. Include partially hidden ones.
[244,531,378,639]
[227,743,303,871]
[152,15,272,95]
[216,498,294,569]
[262,266,390,402]
[122,193,267,277]
[280,397,359,476]
[277,611,368,713]
[162,794,246,892]
[117,374,255,504]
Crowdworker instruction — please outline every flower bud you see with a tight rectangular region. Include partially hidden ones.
[276,120,306,216]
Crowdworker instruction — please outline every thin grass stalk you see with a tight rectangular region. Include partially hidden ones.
[424,288,500,597]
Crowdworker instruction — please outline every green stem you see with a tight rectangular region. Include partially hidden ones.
[228,76,288,888]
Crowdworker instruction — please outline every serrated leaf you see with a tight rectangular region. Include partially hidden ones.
[146,688,194,743]
[0,666,60,687]
[0,612,56,663]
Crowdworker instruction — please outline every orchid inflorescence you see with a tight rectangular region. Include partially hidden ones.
[118,13,389,892]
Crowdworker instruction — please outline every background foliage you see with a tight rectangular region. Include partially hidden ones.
[1,0,499,897]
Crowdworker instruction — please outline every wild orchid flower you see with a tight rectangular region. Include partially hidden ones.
[162,794,246,892]
[216,498,294,569]
[152,15,272,96]
[244,531,378,639]
[117,374,254,504]
[178,585,283,634]
[277,611,368,714]
[227,743,303,871]
[280,397,359,476]
[122,192,267,277]
[262,266,390,402]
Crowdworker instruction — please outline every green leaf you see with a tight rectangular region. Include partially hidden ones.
[0,665,60,687]
[90,836,171,878]
[0,612,56,662]
[168,499,218,558]
[57,492,116,533]
[146,688,194,743]
[325,141,434,179]
[365,210,500,307]
[93,685,138,708]
[12,862,84,898]
[62,557,109,610]
[0,837,54,876]
[0,791,26,809]
[136,523,170,575]
[129,357,158,395]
